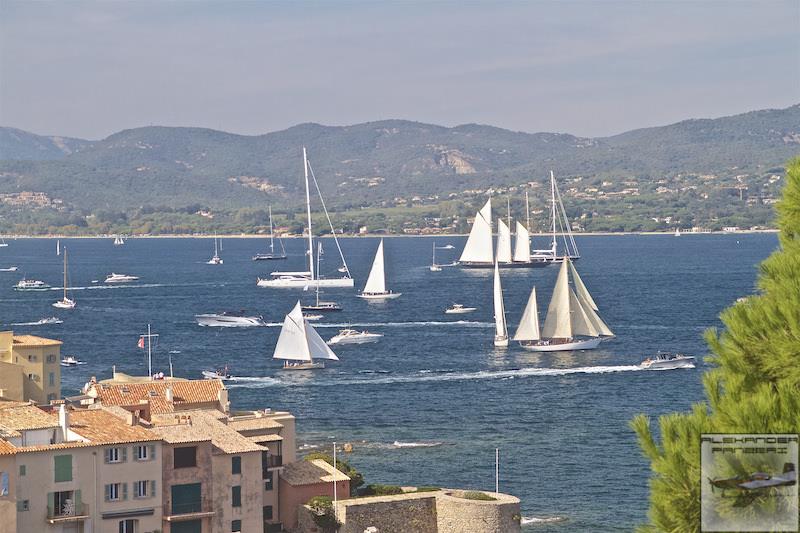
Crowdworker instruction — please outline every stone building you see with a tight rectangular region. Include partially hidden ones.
[0,331,62,404]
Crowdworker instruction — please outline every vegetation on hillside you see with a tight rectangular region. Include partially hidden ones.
[630,157,800,531]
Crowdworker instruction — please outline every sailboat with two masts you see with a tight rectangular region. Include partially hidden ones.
[257,148,353,288]
[253,206,287,261]
[513,258,613,351]
[530,171,580,264]
[273,301,339,370]
[358,239,401,299]
[207,235,223,265]
[53,247,76,309]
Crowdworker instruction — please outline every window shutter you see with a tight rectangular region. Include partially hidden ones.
[121,447,127,462]
[104,449,110,463]
[105,484,110,502]
[150,479,157,498]
[122,482,128,500]
[149,444,156,460]
[74,489,82,510]
[47,492,54,515]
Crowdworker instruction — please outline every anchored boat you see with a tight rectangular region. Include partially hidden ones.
[52,247,76,309]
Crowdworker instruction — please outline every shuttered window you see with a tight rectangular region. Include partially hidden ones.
[54,455,72,482]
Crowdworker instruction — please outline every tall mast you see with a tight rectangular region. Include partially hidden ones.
[62,247,67,300]
[269,206,275,254]
[550,171,557,256]
[506,197,512,235]
[525,191,530,231]
[303,147,315,281]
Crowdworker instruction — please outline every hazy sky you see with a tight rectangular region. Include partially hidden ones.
[1,1,798,140]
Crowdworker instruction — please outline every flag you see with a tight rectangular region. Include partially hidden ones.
[137,337,145,349]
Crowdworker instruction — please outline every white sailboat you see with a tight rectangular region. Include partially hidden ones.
[674,228,681,237]
[56,240,60,256]
[493,261,508,347]
[430,241,442,272]
[273,301,339,370]
[257,148,353,288]
[52,247,76,309]
[531,171,580,263]
[253,206,288,260]
[0,237,8,248]
[358,239,401,299]
[459,199,494,266]
[513,221,531,263]
[113,235,125,246]
[207,235,223,265]
[496,219,513,264]
[515,258,613,351]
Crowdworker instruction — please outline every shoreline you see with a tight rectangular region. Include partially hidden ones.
[0,229,779,239]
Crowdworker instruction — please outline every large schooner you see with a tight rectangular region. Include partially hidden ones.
[513,258,613,351]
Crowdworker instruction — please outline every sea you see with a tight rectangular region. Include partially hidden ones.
[0,233,778,531]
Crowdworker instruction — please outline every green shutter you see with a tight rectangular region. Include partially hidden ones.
[121,447,127,462]
[150,479,157,498]
[47,492,54,515]
[122,482,128,500]
[54,455,72,482]
[148,444,156,460]
[74,489,82,512]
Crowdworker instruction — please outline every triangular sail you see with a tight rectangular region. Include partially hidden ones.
[569,289,598,337]
[493,261,507,338]
[513,222,530,263]
[569,261,597,310]
[305,321,339,361]
[496,219,512,263]
[362,239,387,293]
[273,303,312,361]
[575,290,614,337]
[541,261,572,339]
[513,286,540,341]
[459,199,493,263]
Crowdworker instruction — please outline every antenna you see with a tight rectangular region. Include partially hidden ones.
[495,448,500,495]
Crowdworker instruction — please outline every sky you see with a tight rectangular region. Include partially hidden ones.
[0,0,798,140]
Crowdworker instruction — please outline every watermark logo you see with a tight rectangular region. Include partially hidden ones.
[701,434,798,531]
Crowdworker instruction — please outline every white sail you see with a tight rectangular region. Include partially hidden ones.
[513,286,540,341]
[493,261,507,339]
[541,261,572,339]
[273,303,312,361]
[569,289,599,337]
[305,320,339,361]
[459,199,493,263]
[513,221,530,263]
[575,289,614,337]
[362,239,387,294]
[569,261,597,310]
[496,219,512,263]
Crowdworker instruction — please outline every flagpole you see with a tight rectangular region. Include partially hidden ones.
[147,324,152,379]
[333,441,338,521]
[495,447,499,495]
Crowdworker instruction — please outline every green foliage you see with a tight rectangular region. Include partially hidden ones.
[358,484,404,496]
[303,452,364,495]
[460,491,497,501]
[414,486,441,493]
[306,496,339,531]
[631,157,800,532]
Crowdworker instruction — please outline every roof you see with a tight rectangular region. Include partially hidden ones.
[280,459,350,486]
[151,410,264,454]
[0,403,59,431]
[246,434,283,444]
[89,379,225,414]
[12,335,62,347]
[227,416,283,432]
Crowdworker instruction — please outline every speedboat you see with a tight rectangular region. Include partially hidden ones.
[36,317,63,325]
[14,279,51,291]
[105,273,139,283]
[0,266,18,272]
[445,304,476,314]
[60,356,81,367]
[327,328,383,345]
[302,313,323,321]
[195,312,266,327]
[53,297,76,309]
[441,244,455,249]
[640,352,696,370]
[429,264,442,272]
[202,367,234,380]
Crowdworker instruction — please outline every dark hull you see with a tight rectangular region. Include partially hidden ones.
[252,255,287,261]
[301,305,342,312]
[459,260,550,269]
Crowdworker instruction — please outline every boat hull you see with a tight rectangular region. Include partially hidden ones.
[640,358,695,370]
[195,315,265,327]
[252,255,287,261]
[328,335,382,345]
[445,308,476,314]
[52,299,76,309]
[357,292,402,300]
[460,260,549,269]
[520,337,602,352]
[280,361,325,370]
[257,277,354,288]
[301,305,342,312]
[494,335,509,347]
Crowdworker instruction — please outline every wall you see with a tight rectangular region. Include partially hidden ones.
[161,441,214,533]
[211,450,262,533]
[279,477,350,531]
[338,493,438,533]
[0,454,17,533]
[435,490,520,533]
[11,343,61,404]
[0,360,24,402]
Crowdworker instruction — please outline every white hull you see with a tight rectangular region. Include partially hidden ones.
[357,291,401,300]
[105,274,139,283]
[207,259,223,265]
[280,361,325,370]
[195,315,265,327]
[494,335,509,347]
[429,265,442,272]
[328,333,382,345]
[445,307,476,314]
[0,267,18,272]
[640,356,695,370]
[202,370,234,380]
[52,299,76,309]
[520,337,602,352]
[257,277,354,288]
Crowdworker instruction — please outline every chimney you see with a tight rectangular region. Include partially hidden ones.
[165,386,173,402]
[58,403,70,440]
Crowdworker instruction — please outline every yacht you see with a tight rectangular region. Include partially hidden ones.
[302,313,323,321]
[207,236,223,265]
[0,266,18,272]
[35,317,63,325]
[640,353,695,370]
[202,367,234,380]
[60,356,81,367]
[327,328,383,345]
[14,279,51,291]
[445,304,477,314]
[105,273,139,283]
[253,206,287,261]
[195,312,266,327]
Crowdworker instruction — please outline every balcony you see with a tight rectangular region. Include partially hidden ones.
[47,502,90,523]
[265,454,282,468]
[163,502,215,522]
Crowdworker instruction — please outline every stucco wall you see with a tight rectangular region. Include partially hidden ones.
[279,477,350,531]
[436,490,520,533]
[211,451,262,533]
[162,441,214,533]
[338,494,438,533]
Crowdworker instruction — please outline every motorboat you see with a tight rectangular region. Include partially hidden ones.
[105,273,139,283]
[195,312,266,327]
[640,353,696,370]
[0,266,18,272]
[302,313,323,321]
[35,317,63,325]
[445,304,477,314]
[14,279,51,291]
[327,328,383,345]
[202,367,234,380]
[60,356,81,367]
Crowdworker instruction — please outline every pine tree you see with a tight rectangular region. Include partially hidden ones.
[631,157,800,532]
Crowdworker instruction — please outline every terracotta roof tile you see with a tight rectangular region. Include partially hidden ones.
[12,335,62,347]
[0,404,59,431]
[151,410,263,454]
[90,379,225,413]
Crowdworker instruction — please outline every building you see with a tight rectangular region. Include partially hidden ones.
[0,331,62,404]
[0,401,163,533]
[279,459,350,530]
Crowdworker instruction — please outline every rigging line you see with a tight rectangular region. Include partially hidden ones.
[306,161,352,278]
[554,178,578,257]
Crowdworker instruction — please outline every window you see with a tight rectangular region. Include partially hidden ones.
[133,480,148,498]
[264,470,273,491]
[173,446,197,468]
[231,485,241,507]
[119,519,138,533]
[231,519,241,532]
[47,393,56,403]
[105,483,125,501]
[231,456,241,474]
[27,354,37,362]
[16,500,29,511]
[1,472,8,496]
[135,444,153,461]
[105,447,125,463]
[54,455,72,482]
[47,354,56,363]
[18,464,25,476]
[48,372,55,386]
[263,505,273,521]
[51,490,80,517]
[27,373,38,381]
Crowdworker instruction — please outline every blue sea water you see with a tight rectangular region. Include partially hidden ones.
[0,233,777,531]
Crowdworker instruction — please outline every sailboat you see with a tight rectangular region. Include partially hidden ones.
[113,235,125,246]
[273,301,339,370]
[253,206,287,260]
[459,199,494,267]
[52,247,76,309]
[358,239,401,299]
[493,261,508,347]
[0,237,8,248]
[257,148,353,288]
[430,241,442,272]
[531,171,580,264]
[56,240,60,256]
[207,235,223,265]
[514,258,613,351]
[674,228,681,237]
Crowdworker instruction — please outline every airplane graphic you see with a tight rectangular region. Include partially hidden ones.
[709,463,797,494]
